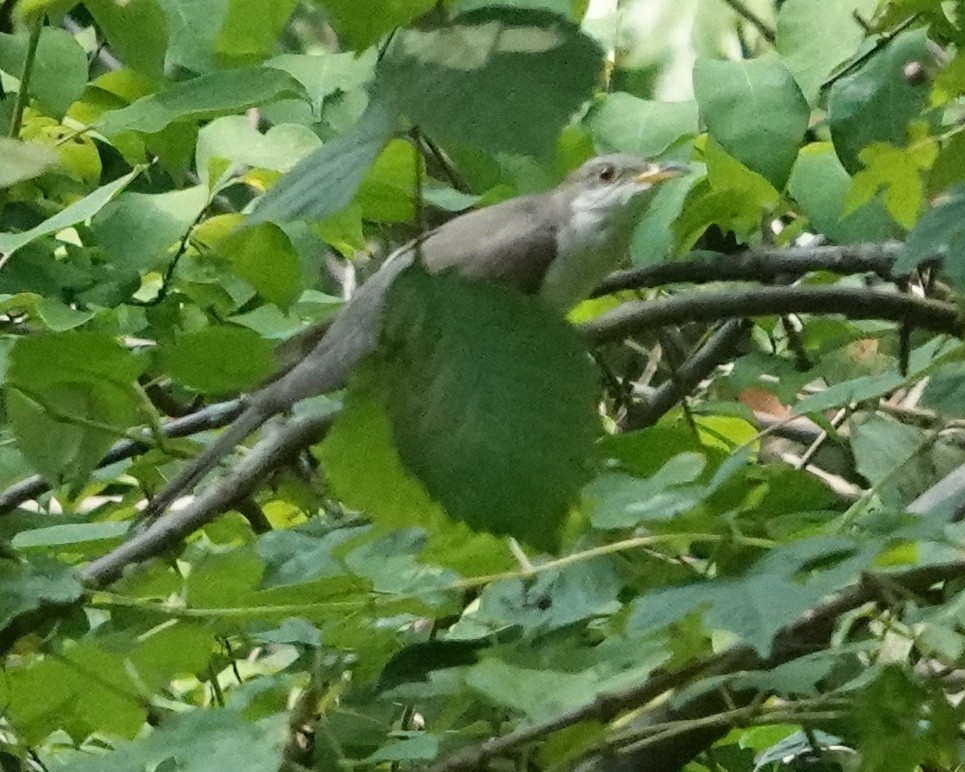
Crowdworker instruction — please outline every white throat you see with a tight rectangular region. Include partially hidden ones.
[538,183,648,310]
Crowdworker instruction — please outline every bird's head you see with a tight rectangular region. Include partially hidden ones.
[565,153,688,224]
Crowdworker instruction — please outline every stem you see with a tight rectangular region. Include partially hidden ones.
[8,16,42,138]
[719,0,775,44]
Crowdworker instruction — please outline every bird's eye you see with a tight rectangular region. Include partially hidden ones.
[597,164,616,183]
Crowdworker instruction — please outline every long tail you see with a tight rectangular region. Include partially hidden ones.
[139,404,270,524]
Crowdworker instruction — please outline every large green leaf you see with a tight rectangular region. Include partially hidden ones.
[378,265,600,550]
[378,7,603,155]
[249,96,399,223]
[0,558,83,630]
[693,55,809,189]
[61,707,288,772]
[194,115,321,185]
[828,29,933,174]
[95,67,307,135]
[216,222,303,308]
[0,27,88,117]
[155,0,229,73]
[775,0,879,103]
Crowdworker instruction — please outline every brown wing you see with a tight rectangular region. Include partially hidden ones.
[418,193,564,295]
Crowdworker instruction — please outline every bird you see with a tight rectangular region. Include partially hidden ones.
[141,153,686,521]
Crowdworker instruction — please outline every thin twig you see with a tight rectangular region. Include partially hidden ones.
[718,0,775,44]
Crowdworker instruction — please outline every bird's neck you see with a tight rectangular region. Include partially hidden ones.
[538,192,642,310]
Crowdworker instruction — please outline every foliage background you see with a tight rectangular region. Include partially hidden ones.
[1,0,965,770]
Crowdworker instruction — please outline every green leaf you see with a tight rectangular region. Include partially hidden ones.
[895,184,965,289]
[195,115,321,185]
[775,0,879,103]
[6,332,144,485]
[629,172,698,264]
[160,326,275,395]
[0,558,83,629]
[155,0,229,73]
[90,185,209,277]
[356,138,422,223]
[471,559,622,635]
[673,139,778,246]
[250,96,399,224]
[794,373,905,415]
[0,137,58,187]
[629,537,870,656]
[378,7,602,155]
[850,412,937,508]
[583,453,707,528]
[12,521,129,550]
[317,359,446,529]
[828,29,933,174]
[215,0,298,64]
[921,362,965,418]
[584,93,698,158]
[852,667,962,772]
[0,168,141,259]
[787,142,898,243]
[95,67,308,136]
[466,658,598,719]
[375,265,600,550]
[693,55,809,189]
[263,49,376,128]
[216,222,302,308]
[319,0,436,49]
[0,27,88,117]
[842,130,937,229]
[61,707,288,772]
[85,0,169,79]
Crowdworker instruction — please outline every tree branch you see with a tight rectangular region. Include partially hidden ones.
[593,242,902,296]
[621,319,751,429]
[79,409,336,588]
[581,286,963,344]
[0,398,247,516]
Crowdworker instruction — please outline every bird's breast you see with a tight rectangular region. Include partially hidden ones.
[540,211,628,310]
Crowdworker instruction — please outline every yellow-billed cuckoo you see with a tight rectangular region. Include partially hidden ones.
[143,154,684,519]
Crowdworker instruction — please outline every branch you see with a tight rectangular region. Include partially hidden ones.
[581,286,964,344]
[593,242,902,296]
[79,409,336,588]
[621,319,750,430]
[0,398,246,516]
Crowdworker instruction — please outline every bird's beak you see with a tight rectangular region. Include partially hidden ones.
[635,162,689,185]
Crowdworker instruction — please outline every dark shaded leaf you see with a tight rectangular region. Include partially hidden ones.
[378,7,602,155]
